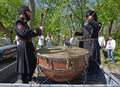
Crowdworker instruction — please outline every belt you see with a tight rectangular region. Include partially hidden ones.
[79,38,98,42]
[19,38,32,42]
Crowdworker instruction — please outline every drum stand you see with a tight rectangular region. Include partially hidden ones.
[36,55,75,85]
[36,58,52,84]
[36,64,72,85]
[59,76,72,85]
[83,64,89,85]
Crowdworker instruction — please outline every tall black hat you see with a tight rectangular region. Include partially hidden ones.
[18,6,31,21]
[86,9,98,21]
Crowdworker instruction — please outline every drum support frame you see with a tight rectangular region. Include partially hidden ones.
[36,63,73,84]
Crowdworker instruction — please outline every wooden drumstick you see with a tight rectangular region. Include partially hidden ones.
[43,8,49,26]
[0,22,12,34]
[40,8,49,26]
[91,3,103,17]
[40,13,44,26]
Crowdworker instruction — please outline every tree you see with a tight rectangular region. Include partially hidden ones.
[1,0,120,46]
[28,0,35,28]
[98,0,120,36]
[0,0,25,40]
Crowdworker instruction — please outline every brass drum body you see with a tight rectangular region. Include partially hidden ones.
[37,46,89,82]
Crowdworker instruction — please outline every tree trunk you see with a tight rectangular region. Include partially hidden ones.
[28,0,35,28]
[28,0,36,48]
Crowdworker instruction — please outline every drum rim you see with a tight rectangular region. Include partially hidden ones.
[37,53,89,61]
[37,46,89,59]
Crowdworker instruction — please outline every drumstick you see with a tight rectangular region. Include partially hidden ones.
[0,22,12,34]
[43,8,49,26]
[40,8,49,26]
[91,3,103,17]
[40,13,44,26]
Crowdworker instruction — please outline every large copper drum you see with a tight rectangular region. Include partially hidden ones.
[37,46,89,82]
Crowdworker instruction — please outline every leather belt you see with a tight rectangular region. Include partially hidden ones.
[19,38,32,42]
[79,38,98,41]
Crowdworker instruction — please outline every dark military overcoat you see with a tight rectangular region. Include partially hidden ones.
[14,17,42,76]
[75,20,101,73]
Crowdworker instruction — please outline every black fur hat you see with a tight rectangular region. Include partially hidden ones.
[18,6,31,15]
[86,9,98,21]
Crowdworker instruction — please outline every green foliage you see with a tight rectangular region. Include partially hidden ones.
[1,0,120,51]
[98,0,120,25]
[0,0,25,41]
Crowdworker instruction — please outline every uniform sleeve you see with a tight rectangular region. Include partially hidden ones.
[74,28,84,36]
[14,20,42,38]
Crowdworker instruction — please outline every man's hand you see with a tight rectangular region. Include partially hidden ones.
[40,26,44,32]
[87,16,94,22]
[72,30,76,36]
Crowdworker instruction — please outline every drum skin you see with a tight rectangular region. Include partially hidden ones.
[37,46,89,82]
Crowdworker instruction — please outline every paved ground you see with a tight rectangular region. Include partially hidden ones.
[0,58,16,69]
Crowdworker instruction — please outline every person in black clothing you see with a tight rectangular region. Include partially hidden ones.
[14,6,44,83]
[79,36,84,48]
[73,9,102,77]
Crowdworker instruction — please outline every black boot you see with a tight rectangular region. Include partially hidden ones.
[22,79,28,84]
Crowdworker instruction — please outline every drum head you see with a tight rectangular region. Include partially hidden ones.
[37,46,89,59]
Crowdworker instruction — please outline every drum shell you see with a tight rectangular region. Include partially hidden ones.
[37,54,89,82]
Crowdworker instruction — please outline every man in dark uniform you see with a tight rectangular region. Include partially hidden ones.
[14,6,44,83]
[73,10,101,77]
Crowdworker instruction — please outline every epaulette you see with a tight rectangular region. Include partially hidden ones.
[33,29,36,33]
